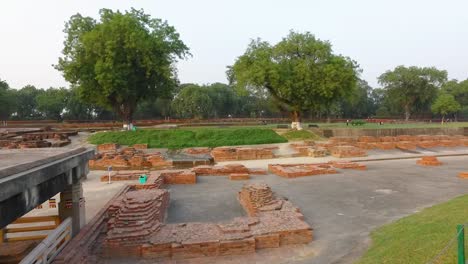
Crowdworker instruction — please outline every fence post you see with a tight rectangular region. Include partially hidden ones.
[457,224,465,264]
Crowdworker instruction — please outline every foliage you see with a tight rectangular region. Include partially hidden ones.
[229,31,359,122]
[36,87,69,120]
[0,79,15,120]
[171,84,213,118]
[350,120,366,126]
[356,194,468,264]
[281,130,321,141]
[55,8,190,124]
[378,66,447,121]
[88,128,287,148]
[431,93,461,120]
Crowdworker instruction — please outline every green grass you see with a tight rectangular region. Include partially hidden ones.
[316,122,468,129]
[281,129,322,141]
[356,194,468,264]
[88,128,288,149]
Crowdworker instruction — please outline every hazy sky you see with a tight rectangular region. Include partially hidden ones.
[1,0,467,89]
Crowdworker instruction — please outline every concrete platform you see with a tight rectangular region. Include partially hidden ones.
[0,148,88,178]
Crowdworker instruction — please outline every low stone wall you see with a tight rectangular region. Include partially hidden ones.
[322,127,466,138]
[268,161,366,178]
[211,147,276,162]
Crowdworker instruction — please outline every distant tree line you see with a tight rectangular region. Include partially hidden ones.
[1,73,466,122]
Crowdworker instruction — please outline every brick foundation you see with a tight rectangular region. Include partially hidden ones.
[268,164,337,178]
[89,148,172,170]
[330,146,367,158]
[211,147,276,162]
[416,156,443,166]
[458,172,468,179]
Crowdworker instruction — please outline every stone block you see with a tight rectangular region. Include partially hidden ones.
[97,143,118,152]
[330,146,367,158]
[218,238,255,256]
[141,243,171,259]
[229,173,250,180]
[255,234,280,249]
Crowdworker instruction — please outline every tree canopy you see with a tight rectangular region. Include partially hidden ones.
[378,66,447,121]
[431,93,461,123]
[55,8,190,126]
[229,31,359,127]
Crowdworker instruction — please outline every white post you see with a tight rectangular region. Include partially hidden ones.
[107,166,112,184]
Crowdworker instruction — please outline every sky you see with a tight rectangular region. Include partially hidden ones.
[0,0,467,89]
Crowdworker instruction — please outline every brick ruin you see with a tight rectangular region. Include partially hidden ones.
[330,146,367,158]
[458,172,468,179]
[54,174,312,262]
[268,161,366,178]
[100,164,267,184]
[89,147,173,170]
[211,146,277,162]
[0,129,76,149]
[416,156,443,166]
[287,134,468,158]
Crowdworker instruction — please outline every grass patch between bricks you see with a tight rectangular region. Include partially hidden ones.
[356,194,468,264]
[88,128,287,149]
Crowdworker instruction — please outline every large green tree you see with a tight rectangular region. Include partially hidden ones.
[171,84,213,119]
[229,31,359,129]
[431,93,461,123]
[55,8,189,128]
[36,88,69,121]
[378,66,447,121]
[14,85,44,120]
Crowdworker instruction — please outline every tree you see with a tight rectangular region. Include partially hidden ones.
[229,31,359,129]
[0,79,15,120]
[378,66,447,121]
[63,86,97,120]
[339,79,373,118]
[14,85,44,119]
[171,84,213,119]
[441,79,468,120]
[431,93,461,123]
[206,83,239,118]
[36,88,69,121]
[55,8,190,129]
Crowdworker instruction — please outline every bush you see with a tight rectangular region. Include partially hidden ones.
[351,120,366,126]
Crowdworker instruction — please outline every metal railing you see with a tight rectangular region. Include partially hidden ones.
[19,217,72,264]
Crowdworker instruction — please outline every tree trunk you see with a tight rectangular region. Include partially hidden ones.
[291,110,302,130]
[441,115,445,125]
[116,102,135,131]
[404,104,411,122]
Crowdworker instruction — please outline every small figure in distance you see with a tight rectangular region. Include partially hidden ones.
[346,119,350,126]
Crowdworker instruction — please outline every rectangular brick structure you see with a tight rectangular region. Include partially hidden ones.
[229,173,250,180]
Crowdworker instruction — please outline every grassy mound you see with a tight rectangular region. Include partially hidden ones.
[88,128,287,149]
[357,194,468,264]
[281,129,322,141]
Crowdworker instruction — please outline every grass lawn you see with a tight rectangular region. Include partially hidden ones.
[88,127,288,149]
[280,129,322,141]
[356,194,468,264]
[315,122,468,129]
